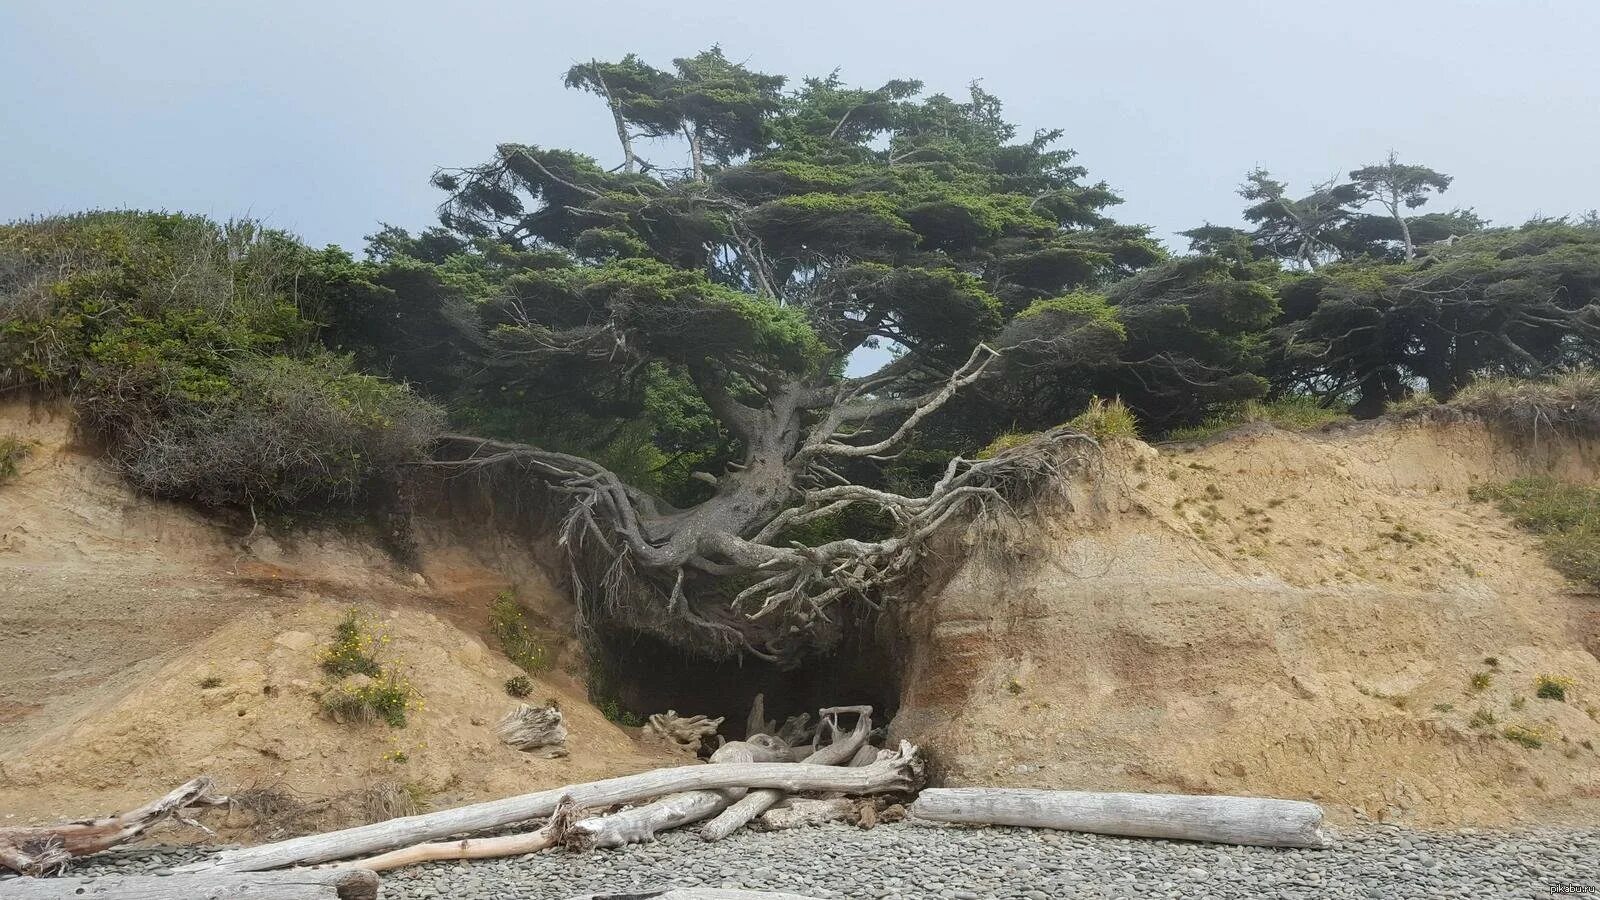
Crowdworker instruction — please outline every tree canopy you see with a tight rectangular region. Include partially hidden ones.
[5,50,1600,661]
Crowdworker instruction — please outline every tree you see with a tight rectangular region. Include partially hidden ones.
[1269,222,1600,414]
[1239,169,1365,270]
[1349,152,1453,259]
[418,55,1157,659]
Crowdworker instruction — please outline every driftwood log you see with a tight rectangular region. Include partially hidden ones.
[341,801,580,872]
[0,867,379,900]
[496,703,568,753]
[192,743,925,872]
[644,711,724,755]
[0,778,226,876]
[700,706,873,842]
[565,736,790,850]
[909,788,1329,848]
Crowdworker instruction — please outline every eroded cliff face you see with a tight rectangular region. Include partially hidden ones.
[0,401,675,829]
[892,420,1600,826]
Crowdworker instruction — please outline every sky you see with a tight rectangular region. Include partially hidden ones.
[2,0,1597,256]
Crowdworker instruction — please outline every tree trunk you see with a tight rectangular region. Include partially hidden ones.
[0,868,378,900]
[192,745,924,872]
[909,788,1328,848]
[0,778,224,876]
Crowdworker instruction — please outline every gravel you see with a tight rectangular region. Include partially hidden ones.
[14,822,1600,899]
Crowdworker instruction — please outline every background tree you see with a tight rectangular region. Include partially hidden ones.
[1238,169,1364,270]
[1349,152,1453,259]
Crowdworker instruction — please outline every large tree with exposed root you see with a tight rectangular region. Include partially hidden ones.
[418,49,1161,659]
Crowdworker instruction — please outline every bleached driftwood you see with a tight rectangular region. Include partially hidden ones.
[565,736,790,850]
[0,778,226,876]
[757,798,855,831]
[700,706,873,842]
[909,788,1328,848]
[744,693,776,740]
[563,883,819,890]
[0,867,379,900]
[341,801,579,872]
[194,743,925,872]
[644,711,724,754]
[496,703,568,753]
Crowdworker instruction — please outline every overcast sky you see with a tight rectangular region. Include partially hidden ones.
[3,1,1596,255]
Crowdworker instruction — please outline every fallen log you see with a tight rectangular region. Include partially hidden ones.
[192,742,925,872]
[0,867,379,900]
[340,800,579,872]
[700,706,873,842]
[909,788,1328,848]
[565,736,790,850]
[0,778,225,876]
[563,883,819,890]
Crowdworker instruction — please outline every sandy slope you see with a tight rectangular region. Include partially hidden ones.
[893,419,1600,825]
[0,401,673,830]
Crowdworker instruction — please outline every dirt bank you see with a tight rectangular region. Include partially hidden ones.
[893,419,1600,826]
[0,401,672,830]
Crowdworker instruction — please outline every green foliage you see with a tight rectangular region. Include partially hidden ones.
[977,430,1037,460]
[1470,671,1493,691]
[1502,724,1545,748]
[596,696,645,728]
[1469,708,1497,728]
[0,435,29,482]
[320,674,417,728]
[1470,477,1600,588]
[316,610,417,728]
[1164,396,1349,441]
[490,591,551,675]
[505,675,535,698]
[1066,396,1138,440]
[320,609,385,678]
[0,212,442,512]
[1536,674,1573,702]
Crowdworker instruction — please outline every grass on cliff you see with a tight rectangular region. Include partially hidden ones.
[1449,370,1600,436]
[1470,477,1600,588]
[1163,395,1350,442]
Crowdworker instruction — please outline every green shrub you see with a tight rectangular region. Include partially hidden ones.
[1470,478,1600,588]
[0,435,29,481]
[1470,671,1493,691]
[1536,674,1574,702]
[1066,396,1138,441]
[1469,708,1497,728]
[490,591,550,675]
[320,674,417,728]
[0,212,442,512]
[1164,395,1350,442]
[320,609,384,678]
[597,695,645,727]
[505,675,534,698]
[1502,724,1545,748]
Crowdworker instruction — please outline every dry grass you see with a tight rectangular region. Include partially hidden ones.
[1448,370,1600,436]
